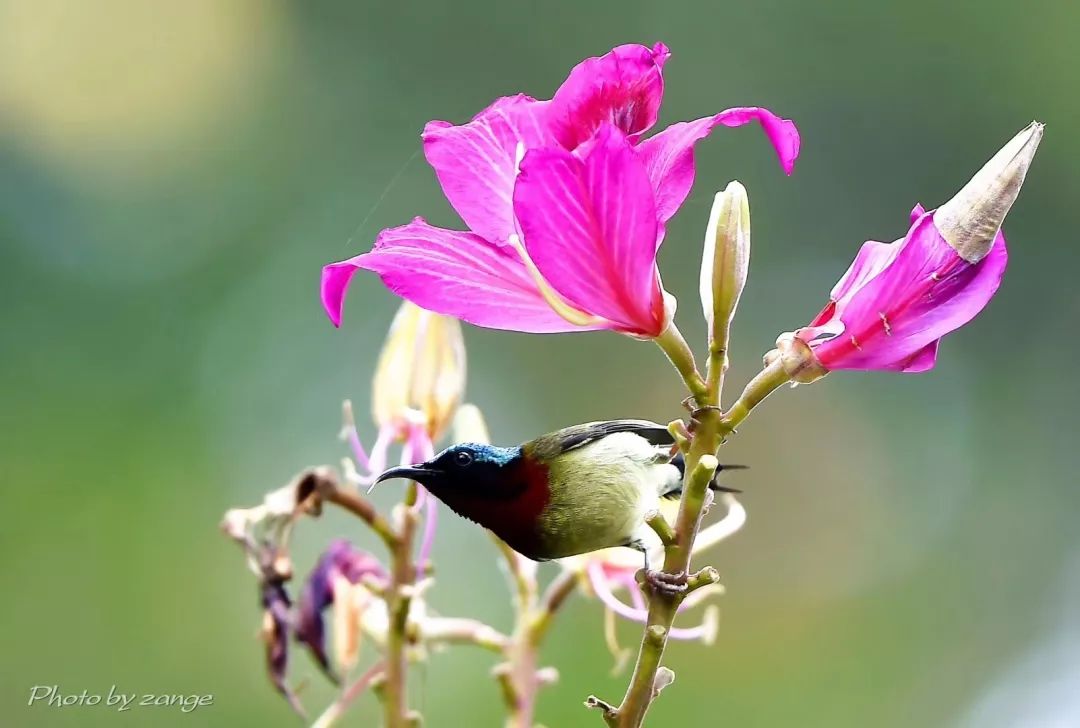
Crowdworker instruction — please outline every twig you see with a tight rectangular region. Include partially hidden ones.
[422,618,510,653]
[495,549,579,727]
[381,489,421,728]
[313,471,398,548]
[311,661,386,728]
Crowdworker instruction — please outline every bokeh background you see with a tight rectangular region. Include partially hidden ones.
[3,0,1078,725]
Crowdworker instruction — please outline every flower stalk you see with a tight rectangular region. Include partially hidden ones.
[311,661,386,728]
[586,325,725,726]
[592,321,782,726]
[456,405,581,727]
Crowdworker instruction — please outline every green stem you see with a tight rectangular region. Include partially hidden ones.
[655,324,708,404]
[600,332,791,727]
[719,358,790,437]
[705,341,729,407]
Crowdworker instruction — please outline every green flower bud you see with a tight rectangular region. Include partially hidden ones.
[699,181,751,345]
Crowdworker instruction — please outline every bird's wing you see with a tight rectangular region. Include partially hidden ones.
[530,420,674,459]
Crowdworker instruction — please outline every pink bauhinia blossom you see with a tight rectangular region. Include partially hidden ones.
[321,42,800,338]
[779,122,1042,376]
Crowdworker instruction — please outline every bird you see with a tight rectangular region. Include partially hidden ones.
[374,419,743,593]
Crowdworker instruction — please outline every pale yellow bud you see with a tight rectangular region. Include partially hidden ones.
[699,181,751,343]
[332,578,370,675]
[372,301,466,441]
[452,403,490,445]
[935,121,1044,263]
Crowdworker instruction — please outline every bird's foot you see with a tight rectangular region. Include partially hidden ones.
[681,397,722,434]
[645,569,688,597]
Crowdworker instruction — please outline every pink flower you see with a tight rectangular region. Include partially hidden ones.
[792,204,1007,372]
[787,122,1043,374]
[558,496,746,668]
[322,42,799,337]
[340,301,466,572]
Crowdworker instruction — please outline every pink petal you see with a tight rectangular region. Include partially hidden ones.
[813,212,1007,371]
[898,340,940,373]
[321,218,592,333]
[422,95,553,245]
[829,240,899,303]
[806,202,929,332]
[587,560,649,623]
[637,107,801,225]
[513,123,665,336]
[714,107,801,175]
[410,427,438,570]
[547,42,670,150]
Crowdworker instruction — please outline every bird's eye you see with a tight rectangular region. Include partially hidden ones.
[454,451,474,467]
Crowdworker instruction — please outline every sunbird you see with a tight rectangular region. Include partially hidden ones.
[375,420,743,592]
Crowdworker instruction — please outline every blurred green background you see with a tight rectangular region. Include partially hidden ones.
[2,0,1077,725]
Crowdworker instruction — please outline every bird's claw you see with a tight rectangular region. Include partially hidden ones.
[645,569,688,597]
[681,397,722,434]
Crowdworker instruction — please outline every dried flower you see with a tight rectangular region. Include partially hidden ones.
[295,539,388,681]
[220,468,343,716]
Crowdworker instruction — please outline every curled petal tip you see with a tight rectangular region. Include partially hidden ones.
[321,262,360,328]
[936,121,1043,262]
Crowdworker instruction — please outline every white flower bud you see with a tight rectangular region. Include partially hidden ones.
[700,181,750,344]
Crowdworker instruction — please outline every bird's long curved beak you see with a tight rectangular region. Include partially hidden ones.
[373,466,436,484]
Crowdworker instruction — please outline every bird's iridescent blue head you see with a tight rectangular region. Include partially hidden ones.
[374,443,525,498]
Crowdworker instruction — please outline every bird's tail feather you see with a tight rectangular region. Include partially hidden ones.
[664,454,746,498]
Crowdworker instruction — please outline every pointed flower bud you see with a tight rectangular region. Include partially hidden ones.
[699,181,751,343]
[935,121,1044,263]
[372,301,466,442]
[781,122,1042,375]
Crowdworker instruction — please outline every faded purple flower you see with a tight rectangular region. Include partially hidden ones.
[260,578,305,716]
[295,539,388,680]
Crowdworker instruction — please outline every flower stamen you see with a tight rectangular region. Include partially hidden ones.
[506,233,606,328]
